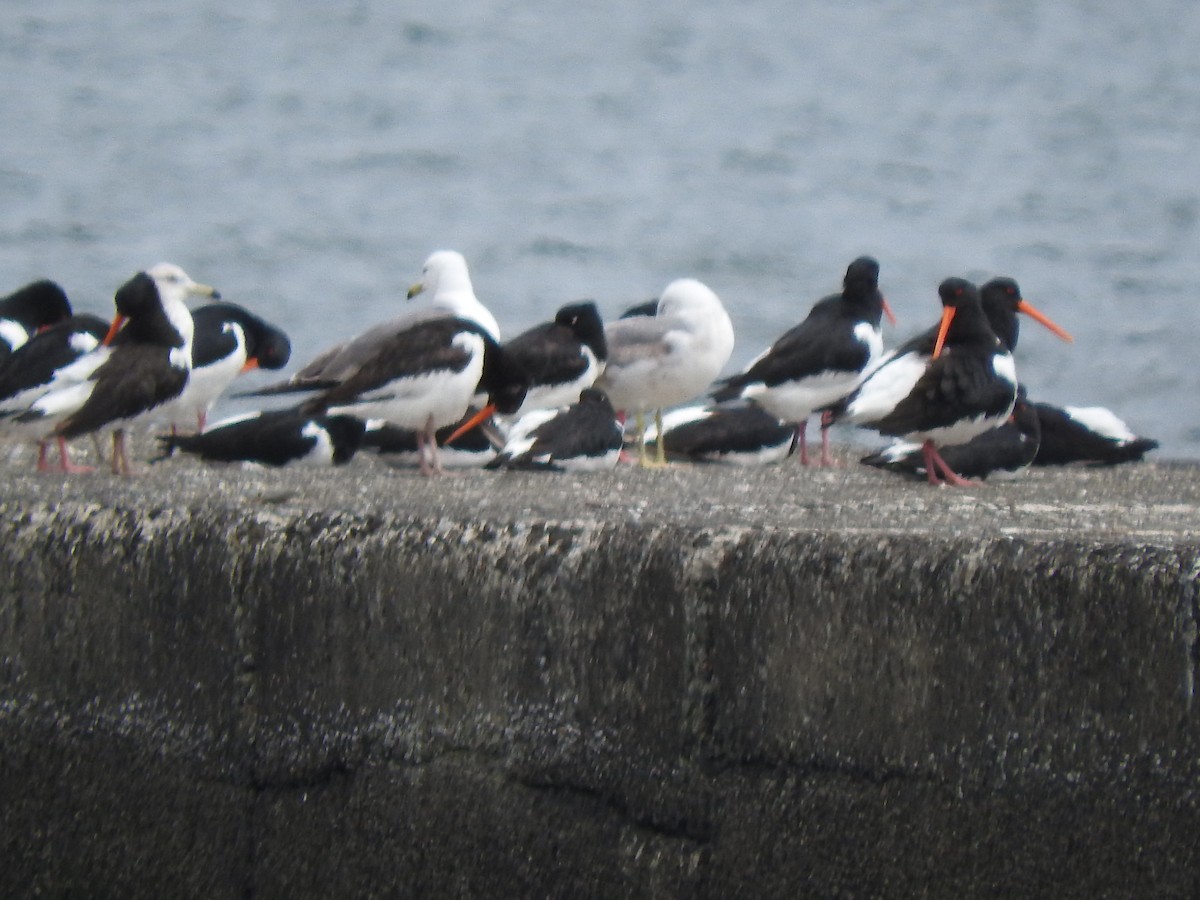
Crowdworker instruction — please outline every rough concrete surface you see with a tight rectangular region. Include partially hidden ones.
[1,442,1198,898]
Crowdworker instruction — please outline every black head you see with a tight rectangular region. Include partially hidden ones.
[842,256,881,297]
[980,277,1022,351]
[193,302,293,370]
[937,277,980,309]
[555,301,607,359]
[320,414,368,464]
[480,341,530,415]
[0,279,73,329]
[577,386,615,412]
[108,271,188,348]
[113,271,160,319]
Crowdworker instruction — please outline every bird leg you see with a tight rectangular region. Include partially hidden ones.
[819,409,838,467]
[48,436,94,474]
[112,429,137,476]
[796,420,809,465]
[653,408,668,467]
[635,410,648,466]
[419,415,445,477]
[922,439,977,487]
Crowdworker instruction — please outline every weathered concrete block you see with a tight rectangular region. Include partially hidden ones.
[1,460,1198,897]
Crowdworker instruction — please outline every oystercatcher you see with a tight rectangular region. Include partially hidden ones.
[713,256,895,466]
[487,388,623,471]
[833,277,1017,487]
[645,402,797,466]
[978,277,1073,353]
[157,301,291,432]
[0,279,73,363]
[155,408,365,467]
[14,263,218,474]
[1031,403,1158,466]
[0,314,109,419]
[594,277,734,467]
[502,301,606,415]
[861,395,1041,481]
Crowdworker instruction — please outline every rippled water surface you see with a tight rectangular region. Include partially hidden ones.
[2,1,1198,454]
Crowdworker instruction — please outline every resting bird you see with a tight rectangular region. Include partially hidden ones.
[713,256,894,466]
[861,396,1041,481]
[239,251,522,476]
[487,388,623,472]
[832,277,1018,487]
[1031,403,1158,466]
[0,279,73,363]
[156,301,292,432]
[594,278,734,467]
[156,409,365,467]
[501,301,606,416]
[11,263,218,474]
[645,403,797,466]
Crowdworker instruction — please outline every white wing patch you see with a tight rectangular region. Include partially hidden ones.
[1063,406,1136,442]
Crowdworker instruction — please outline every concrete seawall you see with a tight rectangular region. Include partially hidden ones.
[2,455,1198,897]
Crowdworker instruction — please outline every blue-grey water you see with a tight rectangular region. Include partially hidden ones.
[2,1,1198,456]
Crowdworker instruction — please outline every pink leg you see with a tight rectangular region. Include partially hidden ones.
[36,440,51,472]
[55,436,94,474]
[113,429,136,476]
[796,420,809,465]
[819,410,837,467]
[197,410,207,432]
[417,416,445,477]
[923,439,977,487]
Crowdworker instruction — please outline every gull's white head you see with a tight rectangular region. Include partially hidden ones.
[405,250,500,340]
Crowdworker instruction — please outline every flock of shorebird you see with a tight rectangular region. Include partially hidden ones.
[0,249,1158,485]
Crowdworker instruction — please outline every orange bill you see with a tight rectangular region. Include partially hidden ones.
[1016,300,1073,343]
[240,357,260,373]
[882,296,898,327]
[932,306,956,359]
[102,313,128,346]
[444,403,496,445]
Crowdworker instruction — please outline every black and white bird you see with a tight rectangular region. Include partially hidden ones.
[968,277,1151,465]
[245,250,501,400]
[360,412,499,469]
[502,301,606,415]
[0,279,73,363]
[156,301,291,432]
[712,256,895,466]
[1030,403,1158,466]
[11,263,218,474]
[861,396,1041,481]
[645,403,798,466]
[241,251,520,475]
[977,276,1073,353]
[594,278,734,467]
[155,409,365,467]
[832,277,1018,487]
[0,314,109,420]
[291,315,527,476]
[487,388,623,472]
